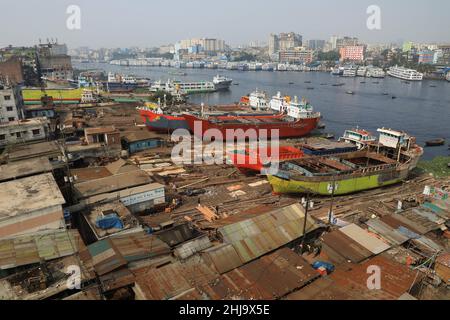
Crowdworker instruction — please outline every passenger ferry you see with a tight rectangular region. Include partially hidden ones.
[342,66,357,77]
[150,75,231,95]
[387,66,423,81]
[366,67,386,78]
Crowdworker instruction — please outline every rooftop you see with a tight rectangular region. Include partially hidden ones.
[0,157,52,182]
[84,126,117,135]
[3,141,62,162]
[73,169,152,199]
[121,130,164,143]
[0,173,65,220]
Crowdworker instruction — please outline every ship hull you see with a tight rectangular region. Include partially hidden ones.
[228,146,304,174]
[183,114,319,139]
[214,80,232,91]
[267,168,408,196]
[139,109,189,132]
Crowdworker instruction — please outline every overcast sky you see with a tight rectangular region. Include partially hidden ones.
[1,0,449,48]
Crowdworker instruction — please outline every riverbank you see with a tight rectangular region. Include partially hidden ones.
[417,156,450,178]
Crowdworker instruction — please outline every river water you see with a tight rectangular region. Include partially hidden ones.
[74,62,450,160]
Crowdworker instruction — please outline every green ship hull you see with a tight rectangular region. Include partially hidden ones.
[267,172,405,196]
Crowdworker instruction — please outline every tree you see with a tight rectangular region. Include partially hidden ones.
[318,51,340,62]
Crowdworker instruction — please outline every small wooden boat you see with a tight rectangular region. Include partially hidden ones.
[288,82,295,85]
[392,96,397,99]
[307,87,314,90]
[360,81,366,84]
[324,133,335,139]
[425,138,445,147]
[317,123,326,130]
[372,81,379,84]
[346,91,354,95]
[304,81,312,83]
[382,92,389,95]
[430,85,437,88]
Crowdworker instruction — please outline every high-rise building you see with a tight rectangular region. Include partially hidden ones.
[268,34,279,56]
[306,40,326,51]
[336,37,359,50]
[279,48,313,64]
[329,36,339,50]
[339,46,365,62]
[176,38,225,53]
[268,32,302,58]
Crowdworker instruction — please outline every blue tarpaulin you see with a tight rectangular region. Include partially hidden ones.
[312,261,335,273]
[96,214,123,230]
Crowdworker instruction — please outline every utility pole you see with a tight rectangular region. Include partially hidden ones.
[300,192,310,253]
[328,176,335,225]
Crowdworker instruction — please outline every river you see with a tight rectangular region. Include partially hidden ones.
[74,62,450,160]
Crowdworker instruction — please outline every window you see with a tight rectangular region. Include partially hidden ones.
[0,134,5,141]
[8,117,15,122]
[32,129,40,136]
[4,95,11,101]
[6,107,13,112]
[16,132,21,138]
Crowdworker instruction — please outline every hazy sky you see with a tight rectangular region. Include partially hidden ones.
[1,0,449,48]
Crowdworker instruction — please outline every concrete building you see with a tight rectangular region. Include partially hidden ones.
[121,130,163,154]
[0,173,66,239]
[279,48,313,64]
[84,126,121,146]
[269,32,302,56]
[0,84,23,123]
[0,57,24,85]
[329,35,339,50]
[177,38,225,53]
[38,43,73,81]
[336,37,359,50]
[418,50,435,64]
[340,46,365,62]
[0,117,49,147]
[73,169,153,201]
[306,40,326,51]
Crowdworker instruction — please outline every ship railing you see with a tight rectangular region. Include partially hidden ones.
[297,111,321,119]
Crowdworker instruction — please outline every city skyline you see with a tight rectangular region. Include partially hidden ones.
[1,0,450,49]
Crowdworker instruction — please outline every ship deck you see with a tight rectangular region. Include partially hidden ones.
[285,151,398,176]
[209,116,295,125]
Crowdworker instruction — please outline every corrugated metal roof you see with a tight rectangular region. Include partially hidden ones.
[365,219,410,245]
[339,224,391,255]
[133,256,218,300]
[329,255,421,300]
[0,229,83,270]
[202,243,244,274]
[322,230,373,263]
[203,248,318,300]
[86,238,127,276]
[174,235,212,260]
[285,276,351,300]
[99,267,135,292]
[218,204,319,263]
[389,211,440,234]
[110,232,171,262]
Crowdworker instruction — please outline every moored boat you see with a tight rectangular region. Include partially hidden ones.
[425,138,445,147]
[183,96,321,139]
[267,128,423,195]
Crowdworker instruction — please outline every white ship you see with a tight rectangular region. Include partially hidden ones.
[342,66,357,77]
[387,66,423,81]
[446,72,450,82]
[212,75,232,91]
[357,66,367,77]
[248,89,269,110]
[366,67,386,78]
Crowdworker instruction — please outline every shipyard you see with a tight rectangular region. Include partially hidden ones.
[0,1,449,312]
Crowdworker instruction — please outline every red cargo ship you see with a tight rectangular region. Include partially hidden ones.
[228,146,304,174]
[184,95,320,139]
